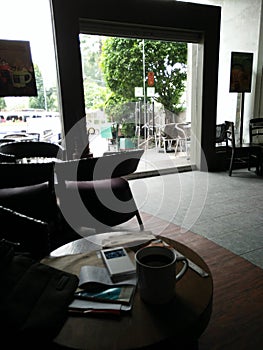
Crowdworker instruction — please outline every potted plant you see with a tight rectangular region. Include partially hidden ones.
[119,122,137,150]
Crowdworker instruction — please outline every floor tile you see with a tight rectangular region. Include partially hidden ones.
[130,169,263,269]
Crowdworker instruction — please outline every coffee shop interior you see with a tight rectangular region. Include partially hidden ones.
[0,0,263,349]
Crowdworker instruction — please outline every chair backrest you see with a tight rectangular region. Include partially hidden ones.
[163,123,178,139]
[0,162,55,189]
[175,122,191,139]
[249,118,263,144]
[103,149,144,177]
[0,139,16,144]
[0,141,64,160]
[0,205,50,259]
[2,132,32,140]
[0,152,16,163]
[225,121,236,149]
[215,123,227,144]
[0,162,58,224]
[55,149,144,183]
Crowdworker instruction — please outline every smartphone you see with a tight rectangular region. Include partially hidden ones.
[101,246,136,278]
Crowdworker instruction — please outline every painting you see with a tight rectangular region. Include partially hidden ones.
[0,39,37,97]
[229,52,253,93]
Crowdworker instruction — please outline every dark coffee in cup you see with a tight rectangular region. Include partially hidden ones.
[135,245,188,304]
[140,254,173,267]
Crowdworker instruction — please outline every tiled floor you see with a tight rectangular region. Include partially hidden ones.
[129,168,263,269]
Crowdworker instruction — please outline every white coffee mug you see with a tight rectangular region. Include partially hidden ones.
[11,70,32,88]
[135,245,188,304]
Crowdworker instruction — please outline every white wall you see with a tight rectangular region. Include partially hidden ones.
[182,0,263,142]
[217,0,262,142]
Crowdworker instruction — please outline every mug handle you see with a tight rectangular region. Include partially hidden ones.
[175,256,188,281]
[25,72,32,83]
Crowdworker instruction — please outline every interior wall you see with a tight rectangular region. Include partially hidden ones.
[50,0,221,171]
[186,0,263,143]
[216,0,262,142]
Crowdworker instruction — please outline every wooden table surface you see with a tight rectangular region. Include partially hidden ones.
[47,233,213,350]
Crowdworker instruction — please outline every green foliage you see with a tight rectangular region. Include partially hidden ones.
[0,98,6,110]
[29,65,58,111]
[100,38,187,119]
[104,94,130,120]
[81,35,111,111]
[120,122,136,138]
[80,35,104,87]
[84,80,110,110]
[29,65,44,109]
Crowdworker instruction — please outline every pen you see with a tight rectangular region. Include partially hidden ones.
[151,238,209,278]
[68,308,121,316]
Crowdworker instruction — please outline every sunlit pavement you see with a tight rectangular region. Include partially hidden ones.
[89,134,192,175]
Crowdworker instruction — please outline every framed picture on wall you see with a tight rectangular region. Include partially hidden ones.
[0,39,37,97]
[229,51,253,93]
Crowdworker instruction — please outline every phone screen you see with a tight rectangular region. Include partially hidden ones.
[104,248,126,260]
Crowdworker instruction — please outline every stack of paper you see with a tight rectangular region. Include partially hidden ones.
[68,265,137,316]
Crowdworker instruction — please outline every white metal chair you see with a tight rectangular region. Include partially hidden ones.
[175,122,191,157]
[155,123,179,153]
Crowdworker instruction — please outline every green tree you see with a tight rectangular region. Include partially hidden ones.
[0,98,6,110]
[80,35,104,87]
[80,35,111,111]
[100,38,187,121]
[29,65,58,111]
[29,64,45,109]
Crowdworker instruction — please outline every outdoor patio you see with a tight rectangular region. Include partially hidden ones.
[89,133,193,177]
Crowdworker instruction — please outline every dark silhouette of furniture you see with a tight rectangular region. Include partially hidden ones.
[0,138,16,144]
[0,205,50,260]
[0,152,16,163]
[0,161,58,226]
[1,132,40,141]
[0,162,80,252]
[225,121,261,176]
[0,140,64,160]
[215,123,228,145]
[55,150,144,233]
[249,118,263,175]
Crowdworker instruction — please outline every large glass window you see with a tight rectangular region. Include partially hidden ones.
[0,0,61,143]
[80,34,193,172]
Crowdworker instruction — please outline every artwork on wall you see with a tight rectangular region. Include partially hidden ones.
[229,51,253,93]
[0,39,37,97]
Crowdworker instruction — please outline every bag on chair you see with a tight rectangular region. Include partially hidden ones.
[0,241,79,348]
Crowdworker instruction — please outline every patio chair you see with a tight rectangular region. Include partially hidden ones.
[55,150,144,233]
[155,123,179,153]
[225,121,261,176]
[175,122,191,156]
[249,117,263,175]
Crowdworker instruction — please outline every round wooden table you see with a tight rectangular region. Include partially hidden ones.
[48,234,213,350]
